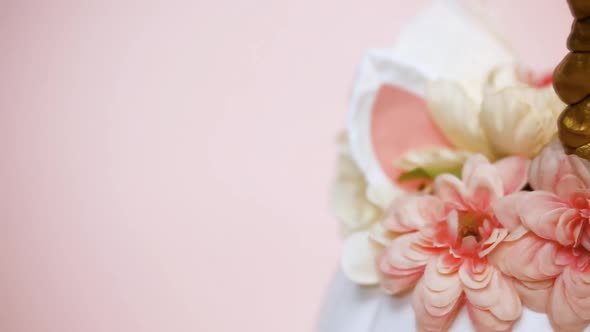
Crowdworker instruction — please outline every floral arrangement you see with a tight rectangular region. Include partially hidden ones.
[330,1,590,331]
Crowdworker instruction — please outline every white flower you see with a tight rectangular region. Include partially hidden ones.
[425,67,565,161]
[480,85,564,157]
[331,134,397,285]
[331,133,381,236]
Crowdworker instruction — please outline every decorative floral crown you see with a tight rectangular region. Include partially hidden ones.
[331,1,590,331]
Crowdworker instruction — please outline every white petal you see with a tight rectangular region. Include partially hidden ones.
[484,65,522,94]
[341,231,381,285]
[331,134,382,234]
[480,86,564,158]
[426,81,493,157]
[395,147,473,172]
[365,182,399,211]
[369,222,397,248]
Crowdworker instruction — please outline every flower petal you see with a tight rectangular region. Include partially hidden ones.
[331,143,381,234]
[493,156,530,195]
[516,191,573,244]
[478,228,508,257]
[434,174,468,208]
[548,267,590,332]
[426,81,493,157]
[490,233,564,283]
[368,222,396,248]
[466,304,514,332]
[513,279,553,313]
[564,267,590,321]
[412,260,464,332]
[529,143,590,199]
[459,259,494,291]
[555,174,586,202]
[491,192,528,238]
[480,86,561,158]
[385,232,435,271]
[379,232,437,294]
[382,194,445,233]
[568,152,590,188]
[464,265,522,326]
[528,142,565,192]
[365,182,400,211]
[341,231,380,285]
[462,157,504,211]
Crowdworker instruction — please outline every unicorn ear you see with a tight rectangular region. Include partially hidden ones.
[346,0,515,206]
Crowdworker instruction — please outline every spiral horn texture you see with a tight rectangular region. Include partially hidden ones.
[555,0,590,159]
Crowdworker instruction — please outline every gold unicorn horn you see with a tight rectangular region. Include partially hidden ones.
[555,0,590,159]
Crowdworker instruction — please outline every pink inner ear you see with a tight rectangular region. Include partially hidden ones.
[371,84,453,183]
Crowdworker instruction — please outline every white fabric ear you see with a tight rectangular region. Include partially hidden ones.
[346,0,515,207]
[347,52,426,204]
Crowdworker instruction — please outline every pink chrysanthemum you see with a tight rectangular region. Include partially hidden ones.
[378,155,529,332]
[492,143,590,332]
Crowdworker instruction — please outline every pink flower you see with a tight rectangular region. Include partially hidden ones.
[378,155,529,332]
[492,143,590,332]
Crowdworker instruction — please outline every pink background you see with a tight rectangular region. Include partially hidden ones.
[0,1,571,331]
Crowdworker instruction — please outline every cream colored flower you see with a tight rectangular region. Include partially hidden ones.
[399,68,565,172]
[331,134,381,236]
[480,85,564,158]
[331,133,398,285]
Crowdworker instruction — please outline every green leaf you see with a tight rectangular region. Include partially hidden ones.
[397,167,462,183]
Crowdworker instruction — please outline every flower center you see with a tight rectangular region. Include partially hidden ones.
[436,210,497,257]
[458,212,485,242]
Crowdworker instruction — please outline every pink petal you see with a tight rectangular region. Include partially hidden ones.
[436,252,463,274]
[567,154,590,190]
[458,259,494,290]
[462,158,504,211]
[412,260,464,332]
[516,191,572,243]
[378,251,422,294]
[548,268,590,332]
[555,209,584,247]
[382,194,445,233]
[379,232,437,294]
[434,174,468,209]
[491,192,527,236]
[580,225,590,252]
[493,156,530,195]
[555,174,586,202]
[529,143,590,197]
[478,228,508,258]
[464,265,522,324]
[563,267,590,321]
[490,233,564,282]
[513,279,553,313]
[466,304,513,332]
[386,232,435,270]
[529,142,565,192]
[462,155,491,185]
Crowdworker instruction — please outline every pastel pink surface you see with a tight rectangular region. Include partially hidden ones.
[0,1,572,332]
[371,85,452,182]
